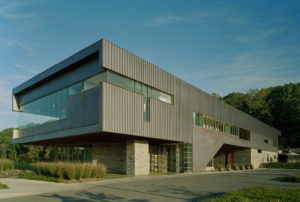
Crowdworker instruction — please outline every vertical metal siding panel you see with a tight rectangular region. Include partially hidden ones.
[102,40,106,68]
[108,41,111,71]
[111,42,115,70]
[117,46,121,73]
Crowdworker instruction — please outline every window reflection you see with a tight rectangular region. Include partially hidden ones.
[19,83,82,129]
[18,70,174,129]
[192,112,250,141]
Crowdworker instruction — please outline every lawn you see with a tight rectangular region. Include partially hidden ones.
[206,186,300,202]
[0,182,9,189]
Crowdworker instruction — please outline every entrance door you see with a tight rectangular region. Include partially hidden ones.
[225,151,234,166]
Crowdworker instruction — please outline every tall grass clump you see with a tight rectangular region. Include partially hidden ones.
[32,162,106,180]
[75,163,84,180]
[83,164,93,179]
[0,159,14,172]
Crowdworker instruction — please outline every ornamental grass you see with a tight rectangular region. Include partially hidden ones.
[32,162,106,180]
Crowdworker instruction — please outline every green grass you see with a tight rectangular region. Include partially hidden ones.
[0,182,9,189]
[205,186,300,202]
[21,172,64,183]
[282,173,300,183]
[264,162,300,169]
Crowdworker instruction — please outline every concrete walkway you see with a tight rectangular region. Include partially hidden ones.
[1,169,300,201]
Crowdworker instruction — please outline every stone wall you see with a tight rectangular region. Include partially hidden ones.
[126,140,150,175]
[92,142,127,174]
[234,149,251,165]
[214,152,225,168]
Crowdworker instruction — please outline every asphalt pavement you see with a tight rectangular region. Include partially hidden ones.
[1,169,299,202]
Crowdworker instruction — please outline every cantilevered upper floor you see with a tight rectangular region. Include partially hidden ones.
[12,39,281,152]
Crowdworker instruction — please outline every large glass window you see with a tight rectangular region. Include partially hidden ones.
[18,70,174,129]
[108,72,135,92]
[150,88,172,104]
[83,72,107,91]
[18,82,82,129]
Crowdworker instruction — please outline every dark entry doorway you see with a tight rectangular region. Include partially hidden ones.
[225,151,234,166]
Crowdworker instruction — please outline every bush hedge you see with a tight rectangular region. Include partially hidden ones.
[21,172,63,183]
[282,173,300,183]
[264,162,300,169]
[0,159,14,171]
[32,162,106,180]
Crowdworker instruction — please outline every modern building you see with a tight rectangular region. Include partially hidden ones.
[12,39,280,175]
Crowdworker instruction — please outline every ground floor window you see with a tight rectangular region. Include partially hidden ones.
[54,145,92,163]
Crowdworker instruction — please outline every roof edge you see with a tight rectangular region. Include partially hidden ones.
[13,39,103,95]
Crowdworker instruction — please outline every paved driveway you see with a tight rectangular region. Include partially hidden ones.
[1,169,300,202]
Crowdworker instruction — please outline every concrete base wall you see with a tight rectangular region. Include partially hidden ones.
[92,142,127,174]
[126,140,150,175]
[251,148,278,168]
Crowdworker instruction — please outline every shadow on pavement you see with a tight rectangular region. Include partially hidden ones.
[40,185,225,201]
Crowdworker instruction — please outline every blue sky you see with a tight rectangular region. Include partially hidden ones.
[0,0,300,130]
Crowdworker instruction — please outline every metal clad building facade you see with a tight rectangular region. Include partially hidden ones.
[12,39,280,174]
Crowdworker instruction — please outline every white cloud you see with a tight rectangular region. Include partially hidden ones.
[144,13,186,26]
[172,46,300,96]
[0,38,42,56]
[0,0,38,20]
[145,6,249,26]
[235,29,281,42]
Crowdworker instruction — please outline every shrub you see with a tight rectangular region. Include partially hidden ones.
[21,173,63,183]
[91,165,98,178]
[0,159,14,171]
[64,163,76,180]
[217,164,223,169]
[233,164,239,170]
[56,165,64,179]
[264,162,300,169]
[282,173,300,183]
[83,164,93,179]
[97,164,107,178]
[75,164,84,180]
[48,163,57,176]
[31,162,106,180]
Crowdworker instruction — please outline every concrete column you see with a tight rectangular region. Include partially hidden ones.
[126,140,149,175]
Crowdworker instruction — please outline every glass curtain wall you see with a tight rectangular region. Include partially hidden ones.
[18,70,174,129]
[19,82,82,129]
